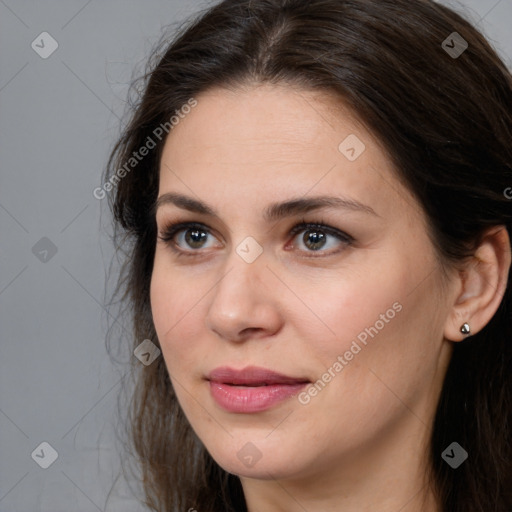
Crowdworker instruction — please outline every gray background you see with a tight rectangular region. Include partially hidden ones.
[0,1,511,510]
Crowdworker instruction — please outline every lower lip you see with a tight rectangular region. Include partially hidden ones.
[209,381,308,413]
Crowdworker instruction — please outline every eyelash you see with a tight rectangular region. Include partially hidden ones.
[157,218,354,258]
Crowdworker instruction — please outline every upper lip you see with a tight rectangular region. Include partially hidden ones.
[207,366,310,386]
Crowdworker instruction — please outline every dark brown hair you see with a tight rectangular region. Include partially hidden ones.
[104,0,512,510]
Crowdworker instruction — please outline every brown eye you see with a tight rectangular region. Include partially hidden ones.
[158,222,219,252]
[183,228,208,249]
[289,222,353,256]
[157,220,354,258]
[301,230,327,251]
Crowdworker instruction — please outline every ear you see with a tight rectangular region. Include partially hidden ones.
[444,225,511,342]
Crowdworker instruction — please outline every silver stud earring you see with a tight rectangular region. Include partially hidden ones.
[460,322,471,336]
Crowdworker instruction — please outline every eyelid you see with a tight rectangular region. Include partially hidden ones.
[157,218,354,256]
[157,221,223,250]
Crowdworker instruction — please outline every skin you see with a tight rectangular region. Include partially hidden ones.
[149,83,511,512]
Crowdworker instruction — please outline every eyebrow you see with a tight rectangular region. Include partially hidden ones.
[155,192,379,221]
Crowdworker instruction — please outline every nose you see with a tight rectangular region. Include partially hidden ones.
[204,248,283,343]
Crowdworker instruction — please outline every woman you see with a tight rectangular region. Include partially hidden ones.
[105,0,512,510]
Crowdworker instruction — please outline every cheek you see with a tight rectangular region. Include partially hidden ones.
[316,265,443,415]
[150,236,440,383]
[292,249,439,391]
[285,263,407,363]
[149,257,209,373]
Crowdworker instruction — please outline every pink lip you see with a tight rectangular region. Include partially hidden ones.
[207,366,309,413]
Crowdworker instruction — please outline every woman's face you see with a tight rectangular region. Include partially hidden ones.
[150,83,456,481]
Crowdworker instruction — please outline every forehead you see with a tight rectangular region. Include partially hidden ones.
[158,83,421,226]
[162,83,369,161]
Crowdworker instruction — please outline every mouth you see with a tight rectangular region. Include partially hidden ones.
[206,366,310,413]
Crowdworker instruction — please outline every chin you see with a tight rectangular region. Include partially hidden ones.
[207,442,308,481]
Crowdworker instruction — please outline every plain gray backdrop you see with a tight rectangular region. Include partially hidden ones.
[1,1,511,510]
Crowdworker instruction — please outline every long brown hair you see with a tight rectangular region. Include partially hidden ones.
[104,0,512,510]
